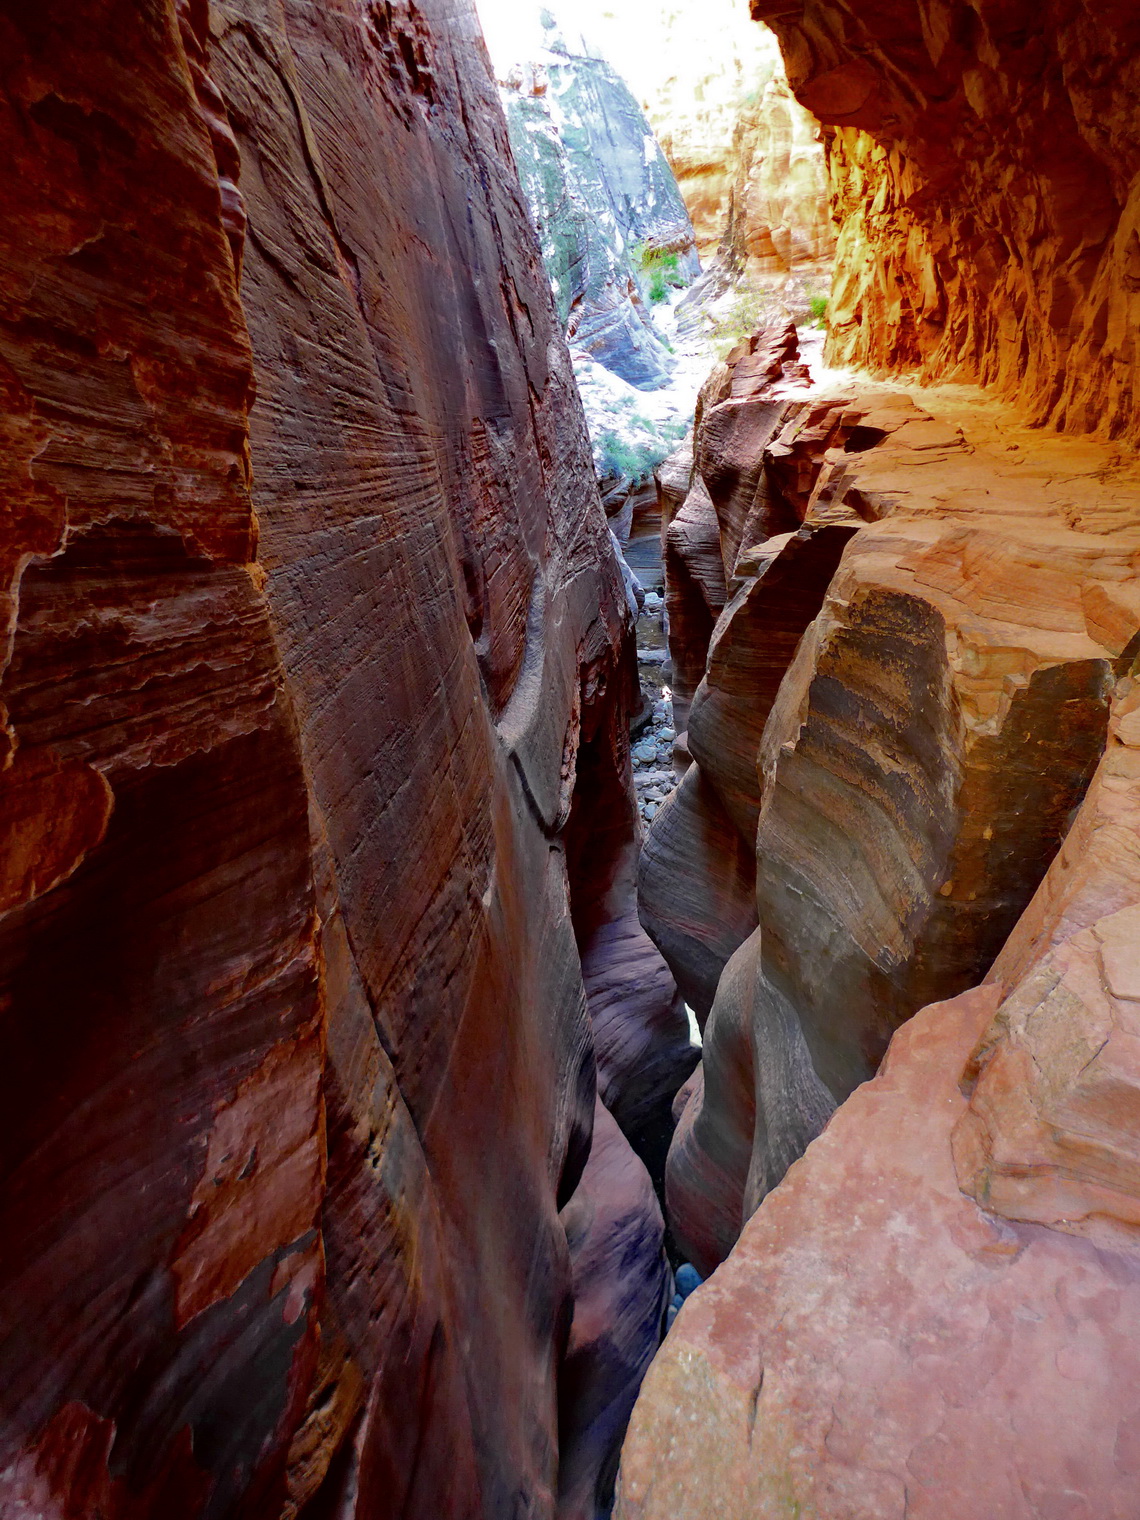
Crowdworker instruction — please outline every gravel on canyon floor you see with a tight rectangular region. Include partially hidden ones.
[633,592,677,823]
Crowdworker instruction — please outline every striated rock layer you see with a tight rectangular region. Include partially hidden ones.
[640,318,1140,1274]
[617,0,1140,1500]
[754,0,1140,441]
[618,673,1140,1519]
[0,1,688,1516]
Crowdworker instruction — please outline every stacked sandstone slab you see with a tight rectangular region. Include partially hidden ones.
[0,2,692,1516]
[622,326,1140,1510]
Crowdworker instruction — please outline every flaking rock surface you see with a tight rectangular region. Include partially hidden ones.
[755,0,1140,441]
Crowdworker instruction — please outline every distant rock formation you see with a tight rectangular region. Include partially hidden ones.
[500,16,698,388]
[641,8,833,287]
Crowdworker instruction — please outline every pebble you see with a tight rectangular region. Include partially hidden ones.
[633,741,658,764]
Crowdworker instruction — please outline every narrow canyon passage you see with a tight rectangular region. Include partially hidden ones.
[1,2,1139,1519]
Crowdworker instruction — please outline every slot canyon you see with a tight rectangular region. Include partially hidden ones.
[1,0,1139,1517]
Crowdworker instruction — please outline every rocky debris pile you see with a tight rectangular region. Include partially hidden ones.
[631,592,678,826]
[663,1261,702,1334]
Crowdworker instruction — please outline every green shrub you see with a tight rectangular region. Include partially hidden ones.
[631,242,685,304]
[597,433,653,481]
[708,286,777,359]
[808,293,828,324]
[595,417,685,483]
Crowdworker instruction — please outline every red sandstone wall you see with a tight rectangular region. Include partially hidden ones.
[0,1,679,1514]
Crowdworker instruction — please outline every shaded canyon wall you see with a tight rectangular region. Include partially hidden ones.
[0,1,691,1516]
[499,22,698,390]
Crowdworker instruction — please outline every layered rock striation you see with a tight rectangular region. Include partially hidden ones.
[637,324,1140,1280]
[618,671,1140,1519]
[618,1,1140,1507]
[0,1,689,1515]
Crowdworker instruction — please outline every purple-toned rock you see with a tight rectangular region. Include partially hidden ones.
[558,1100,671,1520]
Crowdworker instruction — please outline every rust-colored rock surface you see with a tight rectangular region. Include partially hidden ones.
[651,333,1140,1273]
[617,2,1140,1501]
[617,976,1140,1520]
[637,763,758,1028]
[638,329,826,1028]
[0,0,682,1514]
[0,5,322,1512]
[687,522,856,843]
[954,678,1140,1246]
[755,0,1140,441]
[619,669,1140,1518]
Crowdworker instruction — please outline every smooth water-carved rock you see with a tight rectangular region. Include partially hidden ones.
[0,6,323,1511]
[566,659,697,1181]
[954,678,1140,1245]
[637,765,757,1027]
[0,1,682,1515]
[558,1099,671,1520]
[755,516,1120,1105]
[618,674,1140,1520]
[663,477,727,749]
[642,327,842,1039]
[687,522,856,843]
[665,927,834,1277]
[652,337,1140,1272]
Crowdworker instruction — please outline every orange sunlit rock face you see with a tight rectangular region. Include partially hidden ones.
[621,308,1140,1512]
[754,0,1140,441]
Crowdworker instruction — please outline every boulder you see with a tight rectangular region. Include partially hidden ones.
[617,979,1140,1520]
